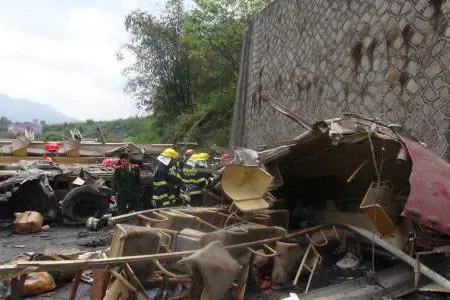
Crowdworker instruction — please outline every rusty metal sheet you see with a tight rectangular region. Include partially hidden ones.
[401,137,450,236]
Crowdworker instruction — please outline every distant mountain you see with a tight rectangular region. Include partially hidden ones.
[0,94,77,124]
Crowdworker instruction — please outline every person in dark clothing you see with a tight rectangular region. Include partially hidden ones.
[112,153,142,214]
[180,153,210,207]
[152,148,181,208]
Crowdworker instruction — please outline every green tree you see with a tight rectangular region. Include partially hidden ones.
[121,0,190,115]
[43,131,63,141]
[0,116,11,138]
[185,0,269,73]
[0,116,10,129]
[120,0,271,146]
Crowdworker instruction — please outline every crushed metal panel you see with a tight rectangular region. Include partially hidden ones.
[360,181,396,236]
[222,165,273,211]
[401,137,450,236]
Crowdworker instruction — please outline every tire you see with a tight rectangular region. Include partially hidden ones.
[60,185,109,223]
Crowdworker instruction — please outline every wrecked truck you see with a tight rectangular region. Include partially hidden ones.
[0,160,154,223]
[4,115,450,298]
[258,114,450,252]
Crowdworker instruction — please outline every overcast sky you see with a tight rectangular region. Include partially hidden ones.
[0,0,166,121]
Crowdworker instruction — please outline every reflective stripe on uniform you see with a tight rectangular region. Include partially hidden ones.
[162,201,171,206]
[182,168,197,176]
[188,190,202,196]
[168,195,176,200]
[181,175,206,184]
[181,178,195,184]
[153,193,168,200]
[193,178,206,184]
[154,180,168,186]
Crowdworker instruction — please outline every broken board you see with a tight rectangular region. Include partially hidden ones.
[222,165,273,212]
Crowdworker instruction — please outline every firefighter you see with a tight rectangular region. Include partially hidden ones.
[112,153,142,214]
[176,149,195,179]
[181,153,210,207]
[183,149,195,164]
[152,148,180,208]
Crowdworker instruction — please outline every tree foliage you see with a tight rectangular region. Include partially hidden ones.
[122,0,190,115]
[121,0,271,146]
[0,117,11,137]
[43,117,147,142]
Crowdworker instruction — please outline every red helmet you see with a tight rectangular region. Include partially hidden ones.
[185,149,194,158]
[221,152,232,161]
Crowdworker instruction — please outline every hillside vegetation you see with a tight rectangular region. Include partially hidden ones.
[0,116,146,142]
[119,0,271,147]
[1,0,270,148]
[43,118,148,142]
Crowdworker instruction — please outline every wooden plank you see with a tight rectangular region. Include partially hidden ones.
[10,274,26,300]
[108,207,224,225]
[68,271,82,300]
[13,226,323,274]
[236,253,254,300]
[0,266,36,281]
[91,269,109,300]
[110,270,137,293]
[124,264,150,300]
[10,277,21,300]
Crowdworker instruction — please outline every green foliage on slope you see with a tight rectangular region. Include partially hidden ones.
[120,0,271,147]
[5,1,270,148]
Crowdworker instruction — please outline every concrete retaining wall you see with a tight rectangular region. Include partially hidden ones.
[231,0,450,159]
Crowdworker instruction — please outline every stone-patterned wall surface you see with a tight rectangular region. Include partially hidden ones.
[231,0,450,159]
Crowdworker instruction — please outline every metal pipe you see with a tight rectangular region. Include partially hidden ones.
[342,224,450,291]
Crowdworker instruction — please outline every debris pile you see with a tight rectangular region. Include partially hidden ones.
[0,160,154,224]
[1,115,450,299]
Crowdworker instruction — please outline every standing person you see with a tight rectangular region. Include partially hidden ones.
[152,148,180,208]
[182,149,194,166]
[112,153,142,214]
[176,149,195,182]
[181,153,210,207]
[220,152,233,166]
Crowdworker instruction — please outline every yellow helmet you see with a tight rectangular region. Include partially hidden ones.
[161,148,179,159]
[196,153,210,161]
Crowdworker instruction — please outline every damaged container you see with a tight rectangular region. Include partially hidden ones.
[222,165,273,212]
[359,181,396,236]
[14,211,44,233]
[21,272,56,296]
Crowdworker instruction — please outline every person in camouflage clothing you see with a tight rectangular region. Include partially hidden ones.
[112,153,142,214]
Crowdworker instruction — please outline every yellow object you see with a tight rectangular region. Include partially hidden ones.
[66,148,79,157]
[110,224,161,281]
[161,148,179,160]
[360,181,396,236]
[11,135,31,157]
[196,153,210,161]
[222,165,273,212]
[14,211,44,233]
[12,148,27,157]
[103,275,130,300]
[22,272,56,296]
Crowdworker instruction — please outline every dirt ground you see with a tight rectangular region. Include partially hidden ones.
[0,220,447,299]
[0,220,110,264]
[0,220,110,299]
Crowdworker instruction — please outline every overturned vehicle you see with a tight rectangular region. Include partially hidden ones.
[3,115,450,299]
[260,114,450,251]
[0,160,153,223]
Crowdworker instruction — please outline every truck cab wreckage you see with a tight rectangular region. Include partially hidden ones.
[1,116,450,299]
